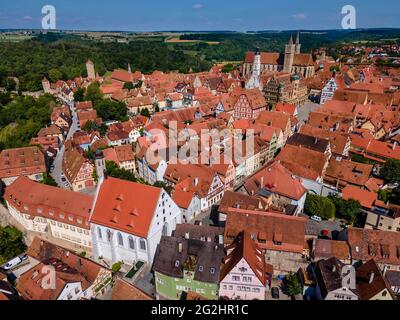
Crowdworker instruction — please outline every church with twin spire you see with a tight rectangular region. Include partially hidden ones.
[243,32,315,80]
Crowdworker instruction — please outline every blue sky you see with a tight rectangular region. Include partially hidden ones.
[0,0,399,31]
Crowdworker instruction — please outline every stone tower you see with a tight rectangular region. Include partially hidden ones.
[95,150,106,185]
[42,77,51,93]
[86,60,96,79]
[295,32,301,54]
[283,35,296,74]
[246,47,262,90]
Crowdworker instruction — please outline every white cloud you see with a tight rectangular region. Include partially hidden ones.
[192,3,204,9]
[292,13,306,20]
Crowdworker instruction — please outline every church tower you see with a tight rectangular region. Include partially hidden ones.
[283,35,296,73]
[295,32,301,54]
[246,47,262,90]
[86,60,96,80]
[95,150,107,185]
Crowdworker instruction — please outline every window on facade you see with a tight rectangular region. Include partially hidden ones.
[162,223,169,236]
[118,233,124,246]
[128,236,135,250]
[199,266,204,272]
[97,227,102,239]
[140,239,146,251]
[210,267,216,274]
[107,230,112,242]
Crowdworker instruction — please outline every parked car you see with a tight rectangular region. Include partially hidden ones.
[3,255,27,271]
[311,215,322,222]
[271,287,280,299]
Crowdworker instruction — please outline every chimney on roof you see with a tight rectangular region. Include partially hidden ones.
[178,243,183,254]
[194,177,199,186]
[260,176,264,188]
[393,142,397,150]
[128,63,132,74]
[185,232,190,240]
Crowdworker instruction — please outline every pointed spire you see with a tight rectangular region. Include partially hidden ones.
[128,63,132,74]
[288,34,293,45]
[296,32,300,45]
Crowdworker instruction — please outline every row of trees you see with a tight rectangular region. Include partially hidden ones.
[0,94,55,150]
[0,226,26,265]
[0,34,212,91]
[305,193,362,224]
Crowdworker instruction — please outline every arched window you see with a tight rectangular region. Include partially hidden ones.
[118,233,124,246]
[107,230,112,242]
[162,223,169,236]
[140,239,146,251]
[128,236,135,250]
[97,227,102,239]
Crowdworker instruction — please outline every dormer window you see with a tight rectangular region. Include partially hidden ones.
[210,268,216,275]
[175,260,180,268]
[199,266,204,272]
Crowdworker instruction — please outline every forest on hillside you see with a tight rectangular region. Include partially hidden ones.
[1,29,400,92]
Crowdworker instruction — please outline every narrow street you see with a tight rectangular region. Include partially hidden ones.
[50,97,79,189]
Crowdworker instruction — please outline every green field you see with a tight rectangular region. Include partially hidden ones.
[0,35,33,42]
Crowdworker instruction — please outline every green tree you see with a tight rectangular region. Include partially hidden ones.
[5,78,17,91]
[82,120,94,132]
[48,68,63,83]
[285,273,303,298]
[112,261,123,273]
[123,82,134,90]
[222,63,236,73]
[0,226,27,265]
[85,82,103,103]
[329,194,362,224]
[140,108,151,118]
[380,159,400,184]
[304,194,335,220]
[106,161,136,182]
[153,181,173,195]
[74,87,85,102]
[94,99,127,122]
[42,173,58,187]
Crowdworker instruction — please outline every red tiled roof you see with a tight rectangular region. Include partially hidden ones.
[347,227,400,265]
[275,144,329,180]
[224,208,307,254]
[90,177,162,238]
[111,278,153,300]
[275,103,297,116]
[172,189,195,209]
[0,147,46,179]
[244,162,306,201]
[256,111,291,133]
[75,101,93,111]
[342,185,377,209]
[5,177,93,229]
[220,232,269,286]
